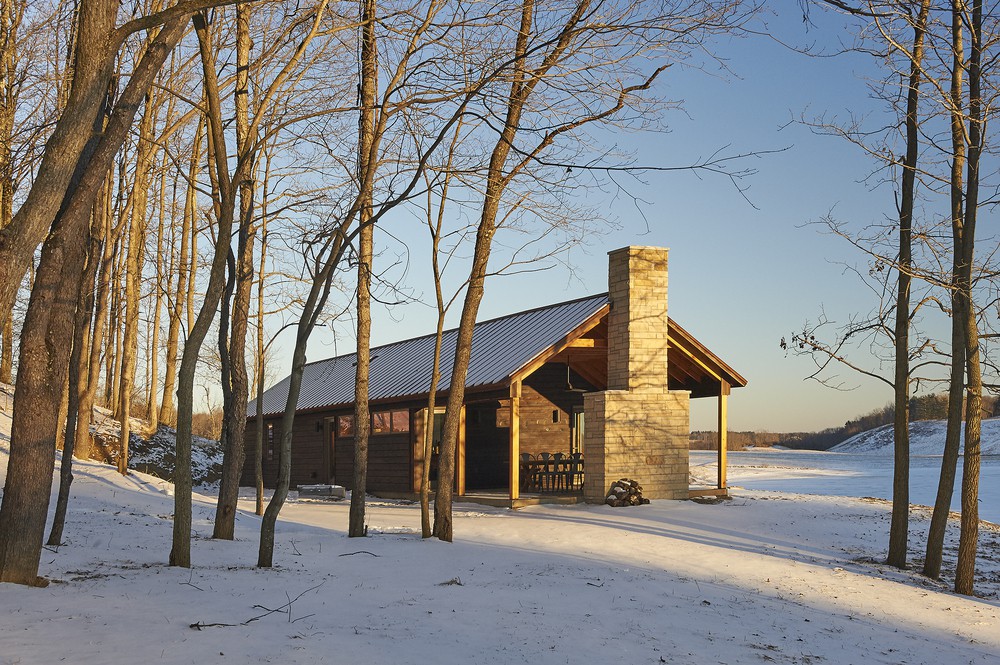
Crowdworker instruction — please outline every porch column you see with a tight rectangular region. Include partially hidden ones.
[457,405,466,496]
[717,380,730,490]
[509,381,521,502]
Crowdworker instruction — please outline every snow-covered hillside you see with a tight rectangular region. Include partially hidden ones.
[832,418,1000,455]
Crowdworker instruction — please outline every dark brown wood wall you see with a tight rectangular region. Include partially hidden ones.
[332,429,411,493]
[240,412,330,489]
[518,363,590,456]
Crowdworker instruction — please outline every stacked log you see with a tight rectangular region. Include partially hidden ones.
[604,478,650,507]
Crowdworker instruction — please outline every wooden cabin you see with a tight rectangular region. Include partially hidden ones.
[242,246,746,506]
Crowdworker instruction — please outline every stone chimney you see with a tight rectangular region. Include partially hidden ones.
[606,247,669,392]
[583,246,690,502]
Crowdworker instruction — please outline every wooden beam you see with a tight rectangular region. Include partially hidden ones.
[509,381,521,502]
[457,405,466,496]
[566,338,607,348]
[718,381,729,490]
[510,306,609,384]
[668,332,725,383]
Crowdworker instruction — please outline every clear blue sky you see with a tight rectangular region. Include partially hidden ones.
[286,7,935,433]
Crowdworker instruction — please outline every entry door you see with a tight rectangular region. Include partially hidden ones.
[430,411,445,484]
[571,408,585,455]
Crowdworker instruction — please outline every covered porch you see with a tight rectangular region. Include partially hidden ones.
[437,306,745,508]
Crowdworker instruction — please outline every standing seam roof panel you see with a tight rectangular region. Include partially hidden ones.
[251,294,609,416]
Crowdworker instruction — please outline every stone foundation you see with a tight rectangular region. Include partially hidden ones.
[583,389,690,501]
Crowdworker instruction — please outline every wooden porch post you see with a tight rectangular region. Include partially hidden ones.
[457,405,466,496]
[717,380,730,490]
[509,381,521,502]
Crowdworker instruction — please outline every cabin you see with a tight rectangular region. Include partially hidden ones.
[243,246,746,506]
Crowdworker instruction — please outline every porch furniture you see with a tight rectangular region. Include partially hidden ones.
[569,452,584,491]
[552,452,569,491]
[538,452,554,491]
[519,453,537,491]
[518,453,583,493]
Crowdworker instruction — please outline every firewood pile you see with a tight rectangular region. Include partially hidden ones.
[605,478,650,507]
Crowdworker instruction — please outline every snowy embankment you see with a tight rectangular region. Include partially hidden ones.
[1,385,999,664]
[831,418,1000,455]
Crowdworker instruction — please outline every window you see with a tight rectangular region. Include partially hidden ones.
[390,409,410,433]
[368,409,409,434]
[267,423,274,461]
[337,415,354,437]
[372,410,391,434]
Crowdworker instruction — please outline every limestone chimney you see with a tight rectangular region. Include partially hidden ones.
[606,246,669,392]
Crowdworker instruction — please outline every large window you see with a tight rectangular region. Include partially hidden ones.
[337,410,409,436]
[372,409,409,435]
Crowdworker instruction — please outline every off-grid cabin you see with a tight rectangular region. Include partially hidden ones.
[243,246,746,507]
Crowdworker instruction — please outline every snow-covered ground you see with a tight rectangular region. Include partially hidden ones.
[1,395,999,664]
[692,449,1000,524]
[831,418,1000,456]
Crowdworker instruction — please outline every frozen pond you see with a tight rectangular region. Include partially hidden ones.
[691,449,1000,524]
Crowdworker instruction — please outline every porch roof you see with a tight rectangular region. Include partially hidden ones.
[251,292,746,416]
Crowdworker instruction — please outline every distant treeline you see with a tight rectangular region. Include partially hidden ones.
[691,393,1000,451]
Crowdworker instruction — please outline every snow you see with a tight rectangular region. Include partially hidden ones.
[831,418,1000,456]
[1,388,999,664]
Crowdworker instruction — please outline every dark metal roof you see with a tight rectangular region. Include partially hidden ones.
[251,293,609,416]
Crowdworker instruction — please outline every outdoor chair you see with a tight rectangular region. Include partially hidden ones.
[569,452,584,491]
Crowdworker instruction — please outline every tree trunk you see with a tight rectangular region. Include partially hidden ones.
[117,93,158,475]
[0,14,188,586]
[349,0,378,539]
[955,0,983,596]
[214,2,256,540]
[0,0,117,320]
[434,0,536,542]
[170,10,237,568]
[0,0,21,385]
[160,117,202,427]
[75,170,117,461]
[887,0,929,570]
[47,195,103,546]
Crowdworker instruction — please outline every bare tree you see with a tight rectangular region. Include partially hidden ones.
[0,6,193,585]
[434,0,744,541]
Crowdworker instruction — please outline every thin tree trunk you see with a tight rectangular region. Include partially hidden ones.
[146,151,171,429]
[76,169,117,460]
[0,0,21,385]
[117,93,158,475]
[214,2,256,539]
[927,0,969,582]
[955,0,983,596]
[160,116,202,427]
[171,11,236,568]
[887,0,929,570]
[434,0,537,542]
[349,0,378,539]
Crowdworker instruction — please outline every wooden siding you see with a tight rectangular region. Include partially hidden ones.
[241,412,330,489]
[518,363,592,456]
[333,430,412,493]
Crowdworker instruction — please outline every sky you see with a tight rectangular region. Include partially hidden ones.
[267,6,960,434]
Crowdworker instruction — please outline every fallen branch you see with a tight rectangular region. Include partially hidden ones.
[190,580,327,629]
